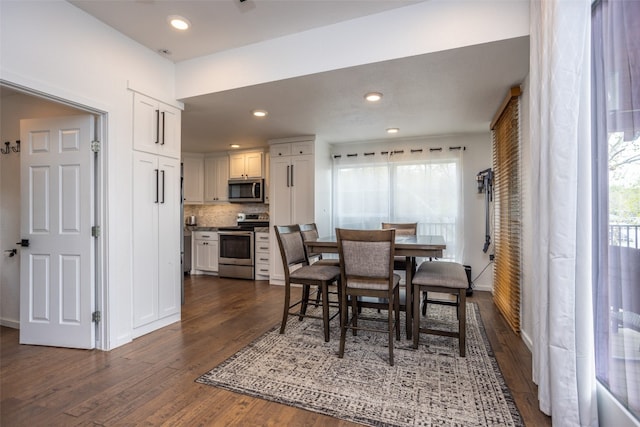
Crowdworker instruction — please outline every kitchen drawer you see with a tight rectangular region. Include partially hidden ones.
[194,231,218,241]
[255,261,270,279]
[255,240,269,253]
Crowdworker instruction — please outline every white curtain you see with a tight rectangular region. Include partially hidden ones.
[529,1,598,426]
[332,147,464,261]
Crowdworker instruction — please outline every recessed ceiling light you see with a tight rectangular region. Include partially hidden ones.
[230,144,240,149]
[365,92,383,102]
[168,15,190,30]
[386,128,399,134]
[252,109,268,117]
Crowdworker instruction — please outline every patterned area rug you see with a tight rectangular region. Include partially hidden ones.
[197,303,524,427]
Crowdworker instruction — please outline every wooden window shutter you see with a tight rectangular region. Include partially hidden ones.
[491,86,522,334]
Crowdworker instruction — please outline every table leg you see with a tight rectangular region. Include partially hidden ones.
[405,256,414,340]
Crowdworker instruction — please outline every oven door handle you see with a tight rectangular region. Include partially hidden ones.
[219,231,254,237]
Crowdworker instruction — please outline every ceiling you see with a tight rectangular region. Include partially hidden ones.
[66,1,529,153]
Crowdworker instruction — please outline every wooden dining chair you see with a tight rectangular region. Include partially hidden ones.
[300,223,341,308]
[381,222,418,315]
[336,228,401,366]
[299,223,340,267]
[274,225,341,342]
[381,222,417,272]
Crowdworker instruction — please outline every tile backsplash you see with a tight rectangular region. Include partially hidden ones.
[184,203,268,227]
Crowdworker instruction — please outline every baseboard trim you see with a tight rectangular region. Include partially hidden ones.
[0,318,20,329]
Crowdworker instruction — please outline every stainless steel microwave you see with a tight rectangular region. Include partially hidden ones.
[228,178,264,203]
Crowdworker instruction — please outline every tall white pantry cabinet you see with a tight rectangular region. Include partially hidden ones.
[132,92,182,338]
[269,138,315,284]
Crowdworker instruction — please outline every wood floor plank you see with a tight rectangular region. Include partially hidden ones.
[1,276,550,426]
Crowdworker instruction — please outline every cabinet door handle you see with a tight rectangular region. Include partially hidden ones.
[161,111,166,145]
[154,169,159,203]
[286,165,290,187]
[155,109,160,144]
[161,170,166,204]
[290,164,294,187]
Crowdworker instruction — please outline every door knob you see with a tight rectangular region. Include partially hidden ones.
[16,239,29,247]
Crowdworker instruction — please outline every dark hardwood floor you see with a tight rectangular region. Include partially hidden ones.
[1,275,551,426]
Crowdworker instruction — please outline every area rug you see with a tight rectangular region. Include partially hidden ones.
[196,303,524,427]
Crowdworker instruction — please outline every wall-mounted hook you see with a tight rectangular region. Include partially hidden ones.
[1,140,20,155]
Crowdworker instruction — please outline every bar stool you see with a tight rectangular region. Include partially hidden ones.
[412,261,468,356]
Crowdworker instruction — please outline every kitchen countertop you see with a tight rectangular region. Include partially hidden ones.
[185,226,219,232]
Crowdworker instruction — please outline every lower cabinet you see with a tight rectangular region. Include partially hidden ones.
[255,231,270,280]
[193,231,218,273]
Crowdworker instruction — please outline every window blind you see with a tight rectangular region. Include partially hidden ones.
[491,87,522,334]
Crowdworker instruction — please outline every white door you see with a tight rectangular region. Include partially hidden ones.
[19,115,95,349]
[157,156,180,318]
[132,151,160,328]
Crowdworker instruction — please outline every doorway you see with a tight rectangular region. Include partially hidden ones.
[0,83,106,349]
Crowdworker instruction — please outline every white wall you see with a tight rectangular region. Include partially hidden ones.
[329,133,494,290]
[0,0,179,349]
[0,92,82,328]
[175,1,529,99]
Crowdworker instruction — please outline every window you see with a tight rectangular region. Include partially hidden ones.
[332,149,463,261]
[592,0,640,420]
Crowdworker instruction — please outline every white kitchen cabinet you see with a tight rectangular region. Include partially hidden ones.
[132,151,181,336]
[193,231,218,273]
[269,141,315,283]
[133,93,181,159]
[254,231,270,280]
[182,154,204,204]
[229,151,263,179]
[204,155,229,202]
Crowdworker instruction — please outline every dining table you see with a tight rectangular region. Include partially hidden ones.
[304,234,446,339]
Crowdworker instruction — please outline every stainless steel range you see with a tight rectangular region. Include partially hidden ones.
[218,213,269,280]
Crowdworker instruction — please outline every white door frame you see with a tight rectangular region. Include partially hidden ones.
[1,80,108,350]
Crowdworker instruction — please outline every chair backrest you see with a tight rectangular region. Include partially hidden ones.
[274,225,308,279]
[299,223,321,261]
[336,228,396,291]
[382,222,417,236]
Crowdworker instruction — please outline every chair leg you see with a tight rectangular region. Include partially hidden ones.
[321,282,330,342]
[413,284,421,349]
[394,287,401,341]
[459,289,466,357]
[350,293,358,336]
[338,286,348,358]
[299,284,310,320]
[388,297,394,366]
[280,282,291,334]
[422,291,428,316]
[315,286,322,307]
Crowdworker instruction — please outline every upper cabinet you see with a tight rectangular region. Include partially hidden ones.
[229,151,263,179]
[204,155,229,203]
[133,93,181,159]
[182,154,204,204]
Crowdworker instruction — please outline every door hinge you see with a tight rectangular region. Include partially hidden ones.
[91,226,101,237]
[91,140,100,153]
[92,311,101,323]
